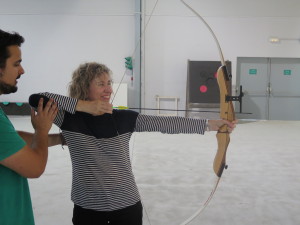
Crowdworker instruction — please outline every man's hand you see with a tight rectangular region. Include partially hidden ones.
[31,98,58,134]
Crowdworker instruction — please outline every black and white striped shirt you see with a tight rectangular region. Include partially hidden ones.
[29,93,207,211]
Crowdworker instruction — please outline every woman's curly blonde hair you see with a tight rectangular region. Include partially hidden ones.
[68,62,112,100]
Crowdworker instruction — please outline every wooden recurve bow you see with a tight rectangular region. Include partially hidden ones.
[179,1,236,224]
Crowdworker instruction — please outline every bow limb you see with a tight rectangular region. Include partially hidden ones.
[180,0,225,65]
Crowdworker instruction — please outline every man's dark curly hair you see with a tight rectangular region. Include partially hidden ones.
[0,29,25,69]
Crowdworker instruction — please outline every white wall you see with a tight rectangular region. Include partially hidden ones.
[1,0,300,116]
[0,0,135,102]
[142,0,300,116]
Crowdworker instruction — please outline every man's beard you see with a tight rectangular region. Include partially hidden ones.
[0,80,18,94]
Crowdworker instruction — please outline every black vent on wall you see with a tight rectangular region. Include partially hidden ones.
[0,102,31,115]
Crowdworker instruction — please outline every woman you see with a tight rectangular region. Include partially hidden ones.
[29,62,235,225]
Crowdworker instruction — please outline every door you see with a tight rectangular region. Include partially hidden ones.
[236,57,300,120]
[269,58,300,120]
[237,57,270,120]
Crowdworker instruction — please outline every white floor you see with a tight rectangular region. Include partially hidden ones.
[10,116,300,225]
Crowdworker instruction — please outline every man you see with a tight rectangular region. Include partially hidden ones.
[0,29,114,225]
[0,29,59,225]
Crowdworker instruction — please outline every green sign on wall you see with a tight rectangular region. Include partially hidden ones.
[284,70,292,75]
[249,69,257,75]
